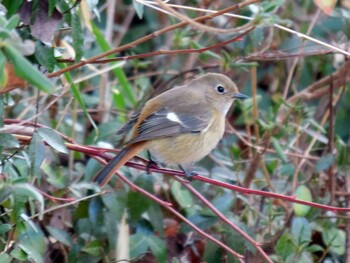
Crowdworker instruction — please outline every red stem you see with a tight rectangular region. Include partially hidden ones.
[180,180,273,263]
[115,171,245,261]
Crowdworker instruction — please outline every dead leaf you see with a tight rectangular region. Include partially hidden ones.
[0,63,27,93]
[19,0,62,43]
[314,0,337,15]
[341,0,350,9]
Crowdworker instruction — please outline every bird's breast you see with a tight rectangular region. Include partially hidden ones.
[145,115,225,167]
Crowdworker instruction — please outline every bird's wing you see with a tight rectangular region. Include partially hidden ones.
[129,105,212,143]
[116,111,141,136]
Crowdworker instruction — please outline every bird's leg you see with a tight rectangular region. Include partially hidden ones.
[146,150,158,174]
[178,164,197,181]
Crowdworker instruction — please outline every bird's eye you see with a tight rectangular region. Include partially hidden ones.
[216,85,225,94]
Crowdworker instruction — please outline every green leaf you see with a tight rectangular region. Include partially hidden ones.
[291,217,311,245]
[57,1,71,22]
[3,0,24,17]
[127,191,150,222]
[308,118,326,134]
[81,240,103,256]
[322,228,345,255]
[18,229,46,263]
[261,0,285,13]
[202,192,234,216]
[147,202,164,236]
[91,22,136,110]
[271,137,288,162]
[0,223,12,235]
[257,118,275,131]
[86,0,99,10]
[0,50,7,87]
[35,42,55,72]
[37,127,68,154]
[0,133,19,147]
[305,244,323,253]
[293,185,312,216]
[10,247,27,261]
[170,181,193,209]
[40,161,66,189]
[315,153,334,172]
[5,14,20,30]
[88,197,104,225]
[190,40,221,60]
[71,13,84,62]
[101,190,127,220]
[335,136,348,167]
[280,163,295,177]
[275,233,295,260]
[2,44,54,93]
[0,185,13,203]
[147,235,166,263]
[0,253,11,263]
[48,0,57,16]
[133,0,144,19]
[12,183,44,220]
[0,28,11,39]
[0,99,3,127]
[103,211,119,249]
[184,214,218,231]
[28,133,45,178]
[204,240,221,263]
[46,226,72,247]
[61,68,98,132]
[298,252,314,263]
[130,233,149,259]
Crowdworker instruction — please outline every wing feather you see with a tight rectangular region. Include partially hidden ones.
[129,106,211,143]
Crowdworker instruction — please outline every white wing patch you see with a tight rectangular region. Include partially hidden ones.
[166,112,182,124]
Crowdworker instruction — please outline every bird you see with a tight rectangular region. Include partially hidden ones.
[94,73,248,186]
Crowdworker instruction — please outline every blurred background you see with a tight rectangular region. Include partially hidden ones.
[0,0,349,262]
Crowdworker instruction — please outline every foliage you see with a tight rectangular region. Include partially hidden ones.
[0,0,349,262]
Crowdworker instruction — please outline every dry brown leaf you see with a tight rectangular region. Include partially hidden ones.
[19,1,62,43]
[314,0,337,15]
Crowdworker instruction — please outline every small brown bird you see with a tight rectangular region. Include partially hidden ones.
[94,73,248,186]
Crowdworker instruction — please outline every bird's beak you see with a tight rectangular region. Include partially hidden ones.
[232,92,249,100]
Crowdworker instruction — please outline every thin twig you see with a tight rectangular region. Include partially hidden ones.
[345,176,350,263]
[327,75,335,205]
[47,0,260,78]
[286,60,350,104]
[141,1,350,57]
[179,179,273,263]
[56,28,254,64]
[153,0,254,34]
[245,49,333,61]
[282,9,321,99]
[290,86,345,189]
[113,171,245,261]
[9,132,350,213]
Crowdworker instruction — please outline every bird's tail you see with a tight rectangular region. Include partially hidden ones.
[94,143,144,186]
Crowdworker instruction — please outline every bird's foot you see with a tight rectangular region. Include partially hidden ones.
[179,165,197,181]
[146,151,158,174]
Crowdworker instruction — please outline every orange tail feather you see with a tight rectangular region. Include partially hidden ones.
[94,143,145,186]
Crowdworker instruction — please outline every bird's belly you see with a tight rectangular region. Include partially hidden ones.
[146,128,224,167]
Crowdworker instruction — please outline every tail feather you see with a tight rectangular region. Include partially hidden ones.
[94,143,144,186]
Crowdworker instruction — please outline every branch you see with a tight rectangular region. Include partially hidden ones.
[287,60,350,103]
[179,179,273,263]
[113,170,245,262]
[56,28,254,65]
[9,129,350,213]
[47,0,259,78]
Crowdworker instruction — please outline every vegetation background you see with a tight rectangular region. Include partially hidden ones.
[0,0,349,262]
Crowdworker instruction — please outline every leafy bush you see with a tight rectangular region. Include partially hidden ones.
[0,0,349,262]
